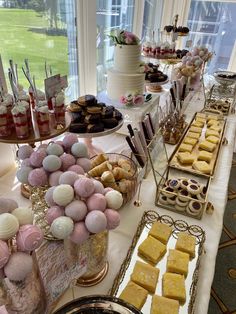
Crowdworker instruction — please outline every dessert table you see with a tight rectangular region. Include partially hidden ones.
[0,88,235,314]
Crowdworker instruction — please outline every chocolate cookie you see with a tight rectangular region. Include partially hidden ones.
[78,95,96,107]
[102,118,119,129]
[113,109,122,120]
[87,123,104,133]
[68,102,82,113]
[87,106,103,114]
[69,123,87,133]
[71,112,82,123]
[102,106,114,118]
[84,113,101,124]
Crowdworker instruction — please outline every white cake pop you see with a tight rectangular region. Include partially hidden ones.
[4,252,33,281]
[53,184,74,206]
[11,207,34,225]
[105,190,123,210]
[46,143,64,156]
[50,216,74,239]
[0,198,18,214]
[16,166,33,184]
[71,142,89,158]
[43,155,62,172]
[0,213,19,240]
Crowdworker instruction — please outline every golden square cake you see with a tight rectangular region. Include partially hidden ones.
[196,117,206,124]
[149,221,172,244]
[199,140,216,152]
[207,135,219,144]
[191,120,204,128]
[162,272,186,304]
[192,160,212,174]
[138,236,167,265]
[189,126,202,134]
[151,295,179,314]
[197,151,213,163]
[209,125,221,132]
[183,137,198,146]
[131,260,159,293]
[196,112,206,119]
[177,152,195,165]
[179,143,193,153]
[119,281,148,310]
[207,114,219,121]
[205,129,220,138]
[166,249,190,277]
[175,232,196,258]
[187,131,201,140]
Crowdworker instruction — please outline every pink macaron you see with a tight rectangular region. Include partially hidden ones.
[74,177,95,198]
[69,221,90,244]
[28,168,48,186]
[86,193,107,212]
[16,224,44,252]
[104,209,120,230]
[46,206,65,225]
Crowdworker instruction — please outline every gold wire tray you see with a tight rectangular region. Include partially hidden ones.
[169,112,227,178]
[110,211,205,314]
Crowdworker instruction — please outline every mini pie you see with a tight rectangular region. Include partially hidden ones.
[177,152,195,165]
[162,272,186,304]
[151,295,179,314]
[199,140,216,152]
[207,135,219,144]
[168,179,181,190]
[167,249,190,277]
[198,151,213,163]
[138,236,167,265]
[205,129,220,138]
[119,281,148,310]
[189,126,202,134]
[175,232,196,258]
[131,260,160,293]
[183,137,198,146]
[192,160,212,174]
[179,143,193,153]
[149,221,172,244]
[187,131,201,139]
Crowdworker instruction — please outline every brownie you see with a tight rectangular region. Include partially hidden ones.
[69,123,87,133]
[84,113,101,124]
[71,112,82,123]
[113,109,122,120]
[102,118,119,129]
[102,107,114,118]
[78,94,96,106]
[87,123,104,133]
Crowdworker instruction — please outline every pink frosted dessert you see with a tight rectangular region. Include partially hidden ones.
[62,133,78,150]
[19,100,32,130]
[59,171,79,186]
[76,158,92,172]
[85,210,107,234]
[104,209,120,230]
[74,177,95,198]
[30,150,47,167]
[69,221,90,244]
[46,206,64,225]
[60,153,76,171]
[0,105,9,137]
[4,252,33,281]
[11,105,29,139]
[93,180,105,194]
[16,224,44,252]
[2,94,14,130]
[36,105,50,136]
[0,240,10,268]
[49,171,63,187]
[54,91,65,126]
[86,193,106,212]
[68,164,85,175]
[65,200,87,221]
[28,168,48,186]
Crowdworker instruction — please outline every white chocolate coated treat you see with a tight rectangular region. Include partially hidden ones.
[105,190,123,210]
[11,207,34,225]
[53,184,74,206]
[50,216,74,239]
[0,213,19,240]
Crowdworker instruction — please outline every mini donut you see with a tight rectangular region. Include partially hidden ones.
[159,194,168,205]
[178,189,190,201]
[180,179,189,190]
[175,204,186,212]
[168,179,181,190]
[187,184,201,195]
[161,187,174,197]
[166,195,176,205]
[187,200,202,216]
[176,197,189,207]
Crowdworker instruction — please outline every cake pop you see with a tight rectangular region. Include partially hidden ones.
[93,180,105,194]
[60,154,76,171]
[74,177,95,198]
[0,213,19,240]
[76,158,92,172]
[53,184,74,206]
[45,186,56,206]
[16,166,33,184]
[49,171,63,187]
[86,193,106,212]
[65,200,87,221]
[37,143,48,151]
[50,216,74,239]
[30,150,47,167]
[68,165,85,175]
[46,206,64,225]
[71,142,89,158]
[16,224,44,251]
[104,209,120,230]
[55,140,64,148]
[28,168,48,186]
[18,145,33,160]
[12,207,34,225]
[21,158,31,167]
[0,198,18,214]
[85,210,107,234]
[103,187,114,195]
[59,171,79,186]
[62,134,78,150]
[105,190,123,210]
[0,240,10,268]
[46,143,64,156]
[69,222,90,244]
[4,252,33,281]
[43,155,62,172]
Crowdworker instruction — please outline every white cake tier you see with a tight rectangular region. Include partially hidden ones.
[114,44,142,73]
[107,69,145,101]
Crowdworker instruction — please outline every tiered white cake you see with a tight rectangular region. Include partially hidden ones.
[107,45,145,101]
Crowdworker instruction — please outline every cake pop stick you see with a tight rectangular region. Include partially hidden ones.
[9,60,17,85]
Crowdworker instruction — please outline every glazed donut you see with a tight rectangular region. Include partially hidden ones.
[187,184,201,195]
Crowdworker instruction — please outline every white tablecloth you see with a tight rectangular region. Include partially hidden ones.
[0,89,235,314]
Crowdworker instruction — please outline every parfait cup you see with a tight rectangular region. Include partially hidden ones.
[36,107,50,136]
[0,107,9,137]
[12,107,29,139]
[54,104,65,126]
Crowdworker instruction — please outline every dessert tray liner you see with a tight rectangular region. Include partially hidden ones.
[110,211,205,314]
[169,112,227,178]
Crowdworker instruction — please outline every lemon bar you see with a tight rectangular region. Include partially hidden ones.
[196,117,206,124]
[196,112,206,119]
[207,119,219,127]
[205,129,220,138]
[162,272,186,304]
[207,135,219,144]
[192,160,212,174]
[179,143,193,153]
[138,236,167,265]
[191,120,204,128]
[119,281,148,310]
[167,249,190,277]
[151,295,179,314]
[210,125,221,132]
[175,232,196,258]
[149,221,172,244]
[199,140,216,152]
[207,114,219,121]
[187,132,201,139]
[189,126,202,134]
[177,152,195,165]
[183,137,198,146]
[131,261,159,293]
[198,151,213,163]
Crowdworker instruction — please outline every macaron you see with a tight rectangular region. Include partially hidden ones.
[16,224,44,251]
[65,200,87,221]
[104,209,120,230]
[69,222,90,244]
[4,252,33,281]
[105,190,123,210]
[85,210,107,234]
[50,216,74,239]
[53,184,74,206]
[46,206,65,225]
[28,168,48,186]
[74,177,95,198]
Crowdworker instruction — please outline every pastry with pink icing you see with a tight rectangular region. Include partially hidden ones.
[74,177,95,198]
[69,222,90,244]
[86,193,106,212]
[16,224,43,251]
[46,206,64,225]
[30,150,47,167]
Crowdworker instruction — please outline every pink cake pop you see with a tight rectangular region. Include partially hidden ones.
[45,186,56,206]
[60,154,76,171]
[16,224,44,252]
[104,209,120,230]
[21,158,31,167]
[43,155,62,172]
[46,206,64,225]
[62,134,78,150]
[30,150,47,167]
[37,143,48,151]
[93,180,105,194]
[49,171,63,187]
[59,171,79,186]
[18,145,33,160]
[86,193,106,212]
[28,168,48,186]
[69,222,90,244]
[74,177,95,198]
[76,158,92,172]
[55,140,64,148]
[0,240,10,268]
[0,198,18,214]
[0,268,5,279]
[4,252,33,281]
[65,200,87,221]
[85,210,107,234]
[68,165,85,175]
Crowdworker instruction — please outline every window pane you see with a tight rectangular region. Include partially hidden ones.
[186,0,236,74]
[0,0,78,100]
[142,0,164,40]
[96,0,135,92]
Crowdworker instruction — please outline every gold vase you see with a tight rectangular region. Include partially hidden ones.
[64,231,109,287]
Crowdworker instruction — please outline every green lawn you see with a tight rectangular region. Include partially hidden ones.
[0,8,69,90]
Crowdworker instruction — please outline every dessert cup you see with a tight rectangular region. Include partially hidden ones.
[12,106,29,139]
[36,106,50,136]
[0,106,9,137]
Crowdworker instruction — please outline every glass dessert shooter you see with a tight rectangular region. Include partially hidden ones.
[0,106,9,137]
[36,106,50,136]
[54,92,66,126]
[11,105,29,139]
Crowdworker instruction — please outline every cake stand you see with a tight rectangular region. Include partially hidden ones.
[0,112,71,198]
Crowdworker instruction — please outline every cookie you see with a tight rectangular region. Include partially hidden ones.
[113,109,123,120]
[84,113,101,124]
[87,123,104,133]
[102,106,114,118]
[87,106,103,114]
[71,112,82,123]
[187,184,200,195]
[68,102,82,113]
[102,118,119,129]
[78,95,96,106]
[69,123,87,133]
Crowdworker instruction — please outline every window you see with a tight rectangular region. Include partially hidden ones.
[142,0,164,41]
[0,0,78,100]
